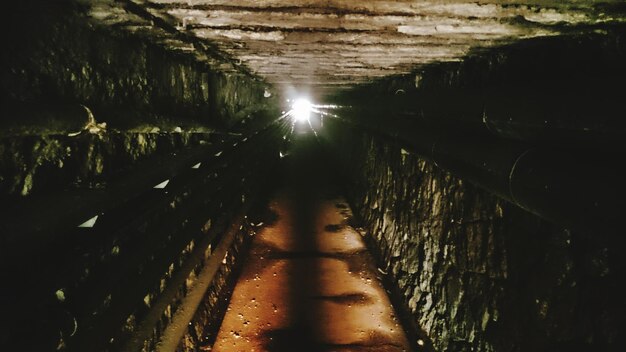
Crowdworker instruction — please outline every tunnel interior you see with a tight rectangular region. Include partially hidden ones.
[1,1,626,351]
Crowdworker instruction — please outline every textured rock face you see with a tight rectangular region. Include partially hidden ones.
[329,29,626,151]
[179,218,250,352]
[325,126,622,351]
[0,125,285,351]
[140,0,626,93]
[0,2,284,350]
[0,1,277,197]
[0,132,208,196]
[1,1,273,128]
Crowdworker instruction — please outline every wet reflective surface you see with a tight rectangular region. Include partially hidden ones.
[213,191,410,351]
[212,136,410,351]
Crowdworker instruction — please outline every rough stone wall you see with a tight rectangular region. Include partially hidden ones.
[178,219,254,352]
[1,1,272,129]
[0,132,209,196]
[329,29,626,151]
[325,126,623,351]
[0,1,276,197]
[134,215,251,352]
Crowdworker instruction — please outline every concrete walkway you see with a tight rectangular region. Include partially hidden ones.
[212,187,410,351]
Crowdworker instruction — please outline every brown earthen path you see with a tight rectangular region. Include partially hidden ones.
[212,187,410,351]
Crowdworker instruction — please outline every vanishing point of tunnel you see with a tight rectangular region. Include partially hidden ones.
[1,1,626,351]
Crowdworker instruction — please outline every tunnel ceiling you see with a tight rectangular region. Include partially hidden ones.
[91,0,623,95]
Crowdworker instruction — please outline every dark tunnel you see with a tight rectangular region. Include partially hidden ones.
[1,1,626,351]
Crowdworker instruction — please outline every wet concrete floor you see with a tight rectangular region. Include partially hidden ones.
[212,139,411,352]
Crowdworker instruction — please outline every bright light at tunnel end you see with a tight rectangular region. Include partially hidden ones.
[291,98,312,123]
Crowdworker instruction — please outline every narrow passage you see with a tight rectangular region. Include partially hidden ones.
[212,156,411,351]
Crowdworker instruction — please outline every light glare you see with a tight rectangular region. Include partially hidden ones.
[292,98,312,123]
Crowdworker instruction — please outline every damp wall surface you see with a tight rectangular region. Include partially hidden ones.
[320,29,626,351]
[0,122,287,351]
[328,27,626,151]
[323,122,624,352]
[0,2,286,350]
[0,1,277,197]
[0,1,274,129]
[0,132,212,196]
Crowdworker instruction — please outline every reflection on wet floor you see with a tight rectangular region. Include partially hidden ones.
[212,189,410,351]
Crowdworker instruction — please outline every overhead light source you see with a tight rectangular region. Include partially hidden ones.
[291,98,312,123]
